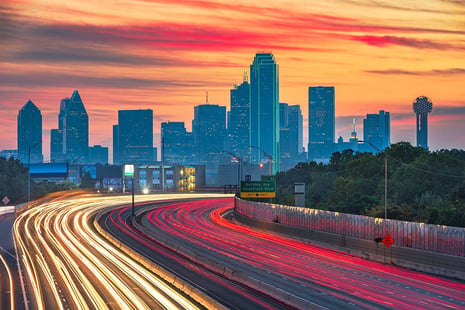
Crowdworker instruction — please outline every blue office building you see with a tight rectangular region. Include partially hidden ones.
[363,110,390,151]
[17,100,43,164]
[308,86,335,162]
[250,53,279,173]
[114,109,153,164]
[228,75,250,161]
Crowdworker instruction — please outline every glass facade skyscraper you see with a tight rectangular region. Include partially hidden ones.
[114,109,153,164]
[17,100,43,164]
[363,110,390,151]
[161,121,194,165]
[250,53,279,173]
[228,78,250,160]
[62,90,89,163]
[280,103,303,170]
[193,104,226,163]
[308,86,335,162]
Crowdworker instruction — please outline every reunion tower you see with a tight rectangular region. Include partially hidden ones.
[413,96,433,149]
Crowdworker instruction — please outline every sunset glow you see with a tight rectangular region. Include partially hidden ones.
[1,0,465,160]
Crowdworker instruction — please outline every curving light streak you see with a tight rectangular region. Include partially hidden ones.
[14,192,230,309]
[0,249,15,310]
[139,198,465,309]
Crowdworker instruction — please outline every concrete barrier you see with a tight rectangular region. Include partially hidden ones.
[233,210,465,281]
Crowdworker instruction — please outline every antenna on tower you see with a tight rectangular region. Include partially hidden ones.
[351,118,357,140]
[206,91,209,104]
[243,70,248,82]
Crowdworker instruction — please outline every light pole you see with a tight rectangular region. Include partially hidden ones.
[359,140,387,220]
[27,141,40,206]
[222,150,242,192]
[250,146,272,175]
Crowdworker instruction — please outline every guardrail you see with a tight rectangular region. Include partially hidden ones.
[235,198,465,257]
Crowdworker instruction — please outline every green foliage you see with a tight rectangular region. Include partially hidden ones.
[80,172,96,189]
[275,142,465,227]
[0,157,79,204]
[0,157,28,204]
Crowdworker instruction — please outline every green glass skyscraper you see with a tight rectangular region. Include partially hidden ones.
[250,53,279,173]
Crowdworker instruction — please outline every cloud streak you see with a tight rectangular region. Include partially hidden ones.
[366,68,465,76]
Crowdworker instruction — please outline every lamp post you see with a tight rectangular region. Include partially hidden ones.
[250,146,273,175]
[222,150,242,193]
[27,141,40,206]
[359,140,387,220]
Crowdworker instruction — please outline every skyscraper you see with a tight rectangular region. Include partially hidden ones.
[363,110,390,151]
[250,53,279,173]
[288,105,303,156]
[193,104,226,163]
[62,90,89,163]
[17,100,43,164]
[228,74,250,160]
[308,86,335,162]
[161,121,194,165]
[114,109,153,164]
[413,96,433,149]
[280,103,303,170]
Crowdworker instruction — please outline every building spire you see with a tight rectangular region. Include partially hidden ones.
[243,70,248,82]
[351,118,357,140]
[206,91,209,104]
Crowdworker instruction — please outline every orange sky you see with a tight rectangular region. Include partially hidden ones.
[1,0,465,161]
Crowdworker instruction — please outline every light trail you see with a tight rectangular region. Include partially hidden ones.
[138,198,465,309]
[14,192,229,309]
[0,247,15,310]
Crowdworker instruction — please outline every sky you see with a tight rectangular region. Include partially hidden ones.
[1,0,465,161]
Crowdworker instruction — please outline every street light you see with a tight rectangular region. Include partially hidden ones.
[359,140,387,220]
[250,146,273,175]
[222,150,242,192]
[27,141,40,206]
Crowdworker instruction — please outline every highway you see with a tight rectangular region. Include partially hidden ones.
[116,197,465,310]
[13,192,232,309]
[12,193,465,309]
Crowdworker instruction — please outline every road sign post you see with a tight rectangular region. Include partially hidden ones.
[240,181,276,198]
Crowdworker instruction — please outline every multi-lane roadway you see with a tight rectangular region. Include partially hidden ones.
[11,193,465,309]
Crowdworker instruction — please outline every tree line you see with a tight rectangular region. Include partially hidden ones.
[0,157,91,206]
[274,142,465,227]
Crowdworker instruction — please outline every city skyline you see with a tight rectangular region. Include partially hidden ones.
[2,0,465,160]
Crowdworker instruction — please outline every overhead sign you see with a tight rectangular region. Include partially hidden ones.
[382,234,394,247]
[124,164,134,177]
[240,181,275,198]
[261,175,276,181]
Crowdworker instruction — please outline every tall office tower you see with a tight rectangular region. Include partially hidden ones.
[228,74,250,160]
[193,104,226,164]
[288,105,303,155]
[62,90,89,163]
[413,96,433,149]
[112,124,119,164]
[88,145,109,165]
[308,86,335,162]
[17,100,43,164]
[161,121,194,165]
[250,53,279,173]
[280,103,303,170]
[49,98,71,162]
[114,109,153,164]
[363,110,390,151]
[50,129,63,162]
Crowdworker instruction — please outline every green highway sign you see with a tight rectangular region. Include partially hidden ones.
[240,181,276,198]
[261,175,276,181]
